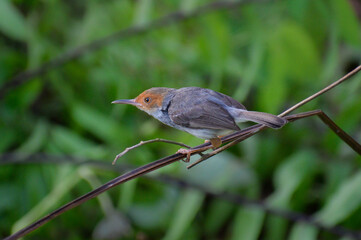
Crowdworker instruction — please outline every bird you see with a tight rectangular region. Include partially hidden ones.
[112,87,287,161]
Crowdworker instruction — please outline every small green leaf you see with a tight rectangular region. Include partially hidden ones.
[259,34,288,113]
[331,0,361,45]
[0,127,17,152]
[269,151,317,206]
[71,102,125,144]
[0,0,27,41]
[17,120,48,153]
[163,189,204,240]
[279,22,320,81]
[119,179,138,210]
[265,216,287,240]
[205,200,234,235]
[50,125,106,158]
[133,0,153,27]
[233,38,264,102]
[316,170,361,225]
[12,169,80,233]
[180,0,198,13]
[230,208,265,240]
[289,223,317,240]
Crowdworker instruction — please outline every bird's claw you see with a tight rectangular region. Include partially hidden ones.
[176,148,192,162]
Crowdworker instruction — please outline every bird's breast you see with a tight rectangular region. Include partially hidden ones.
[148,109,176,128]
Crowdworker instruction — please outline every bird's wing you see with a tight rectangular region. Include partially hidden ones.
[208,90,246,110]
[168,97,240,131]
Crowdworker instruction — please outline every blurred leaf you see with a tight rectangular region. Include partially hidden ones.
[316,170,361,225]
[119,179,138,210]
[197,14,230,91]
[0,127,17,152]
[181,0,198,13]
[0,183,19,210]
[12,168,80,233]
[269,150,317,206]
[230,208,264,240]
[93,212,132,239]
[204,201,234,235]
[323,162,352,200]
[287,0,310,21]
[71,102,125,144]
[279,22,320,81]
[264,151,317,240]
[331,0,361,45]
[265,216,288,240]
[163,189,204,240]
[0,0,27,41]
[259,21,321,113]
[128,186,178,229]
[17,120,48,153]
[181,152,255,191]
[50,125,107,159]
[6,79,42,110]
[321,27,339,82]
[27,31,45,69]
[289,223,317,240]
[233,37,264,101]
[259,30,287,113]
[133,0,153,27]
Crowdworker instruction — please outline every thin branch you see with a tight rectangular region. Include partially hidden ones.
[286,110,361,154]
[0,0,264,100]
[278,65,361,117]
[1,153,361,239]
[4,66,361,239]
[112,138,194,165]
[188,108,361,168]
[187,128,264,169]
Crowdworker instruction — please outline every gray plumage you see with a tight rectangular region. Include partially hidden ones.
[113,87,287,140]
[167,87,286,136]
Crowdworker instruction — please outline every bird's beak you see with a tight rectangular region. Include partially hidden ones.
[111,99,141,106]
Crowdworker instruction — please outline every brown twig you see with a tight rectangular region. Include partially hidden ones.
[278,65,361,117]
[188,108,361,168]
[0,0,264,100]
[112,138,195,165]
[4,66,361,240]
[187,127,264,169]
[1,153,361,239]
[186,65,361,168]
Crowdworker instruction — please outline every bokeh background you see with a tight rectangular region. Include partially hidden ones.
[1,0,361,239]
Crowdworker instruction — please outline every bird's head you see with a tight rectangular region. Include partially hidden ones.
[112,87,173,115]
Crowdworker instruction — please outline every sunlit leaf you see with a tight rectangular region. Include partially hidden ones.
[289,223,317,240]
[231,208,264,240]
[163,189,204,240]
[71,102,126,144]
[259,31,288,113]
[316,170,361,225]
[133,0,153,27]
[50,125,107,158]
[204,200,234,235]
[331,0,361,45]
[0,0,27,41]
[17,120,48,153]
[269,150,317,206]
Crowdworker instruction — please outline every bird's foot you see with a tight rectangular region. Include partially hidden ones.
[177,137,223,165]
[176,148,194,162]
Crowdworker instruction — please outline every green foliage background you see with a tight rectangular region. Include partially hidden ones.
[1,0,361,239]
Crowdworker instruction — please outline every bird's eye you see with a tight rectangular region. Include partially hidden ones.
[144,97,151,103]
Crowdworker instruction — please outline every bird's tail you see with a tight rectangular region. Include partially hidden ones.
[234,110,287,129]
